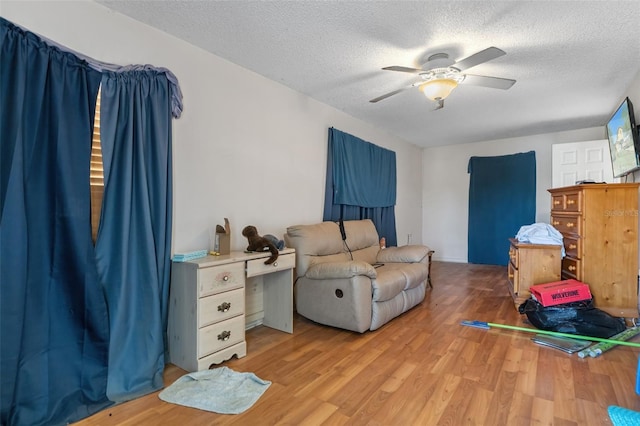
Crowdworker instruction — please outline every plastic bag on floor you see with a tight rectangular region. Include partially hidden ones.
[518,298,626,338]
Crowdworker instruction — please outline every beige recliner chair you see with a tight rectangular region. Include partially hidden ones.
[284,219,431,332]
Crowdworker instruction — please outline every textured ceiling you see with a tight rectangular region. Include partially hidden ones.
[95,0,640,148]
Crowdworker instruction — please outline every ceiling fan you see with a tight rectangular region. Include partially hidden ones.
[370,46,516,110]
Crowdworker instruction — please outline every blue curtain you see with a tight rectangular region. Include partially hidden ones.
[323,128,398,246]
[467,151,536,265]
[96,71,173,402]
[0,18,112,426]
[1,17,180,424]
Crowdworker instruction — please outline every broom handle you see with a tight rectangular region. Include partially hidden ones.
[461,320,640,348]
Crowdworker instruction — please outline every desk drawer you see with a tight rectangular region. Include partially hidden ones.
[199,262,245,297]
[247,253,295,278]
[199,288,245,328]
[198,315,245,358]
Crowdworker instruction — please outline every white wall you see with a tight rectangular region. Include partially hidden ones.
[628,69,640,109]
[2,1,424,253]
[422,127,603,262]
[423,68,640,263]
[5,2,639,263]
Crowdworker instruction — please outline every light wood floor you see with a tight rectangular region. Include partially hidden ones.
[76,262,640,425]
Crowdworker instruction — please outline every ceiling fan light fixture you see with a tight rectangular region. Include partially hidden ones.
[419,79,458,101]
[372,47,514,106]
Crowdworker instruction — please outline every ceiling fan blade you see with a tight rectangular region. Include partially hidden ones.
[453,47,506,71]
[382,65,424,74]
[461,74,516,90]
[369,87,411,103]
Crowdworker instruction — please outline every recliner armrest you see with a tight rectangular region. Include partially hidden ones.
[376,245,430,263]
[305,261,377,280]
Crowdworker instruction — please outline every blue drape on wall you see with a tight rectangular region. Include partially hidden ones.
[96,71,173,402]
[0,18,112,426]
[467,151,536,265]
[1,17,179,423]
[323,128,398,246]
[330,129,396,207]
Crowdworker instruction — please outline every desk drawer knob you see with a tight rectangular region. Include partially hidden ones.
[273,261,278,267]
[568,265,577,272]
[567,222,575,228]
[218,302,231,313]
[569,244,577,249]
[553,221,560,226]
[218,330,231,341]
[222,275,229,281]
[567,200,575,205]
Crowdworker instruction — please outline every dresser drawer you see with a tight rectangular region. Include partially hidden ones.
[198,315,245,358]
[551,192,581,212]
[199,262,245,297]
[563,235,581,259]
[508,262,518,292]
[508,245,519,268]
[562,257,580,280]
[246,253,295,278]
[551,215,581,235]
[564,192,581,212]
[199,288,245,328]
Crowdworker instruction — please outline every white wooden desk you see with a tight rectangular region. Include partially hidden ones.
[168,248,295,372]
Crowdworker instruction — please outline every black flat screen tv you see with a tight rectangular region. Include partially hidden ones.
[606,97,640,178]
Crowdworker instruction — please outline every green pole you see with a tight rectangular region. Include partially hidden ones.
[461,320,640,348]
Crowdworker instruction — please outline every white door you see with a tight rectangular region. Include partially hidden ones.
[551,139,615,188]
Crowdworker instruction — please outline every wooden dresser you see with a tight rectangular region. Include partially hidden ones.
[548,183,639,318]
[508,238,562,309]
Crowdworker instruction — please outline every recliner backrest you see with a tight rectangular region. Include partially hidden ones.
[285,219,380,277]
